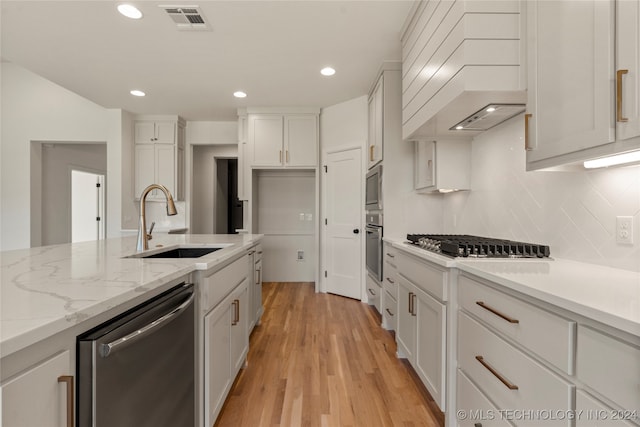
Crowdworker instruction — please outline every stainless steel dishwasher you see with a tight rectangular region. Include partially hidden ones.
[78,283,195,427]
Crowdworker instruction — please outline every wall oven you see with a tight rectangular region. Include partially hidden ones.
[365,212,383,282]
[365,164,382,211]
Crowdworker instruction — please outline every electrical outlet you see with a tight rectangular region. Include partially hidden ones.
[297,250,305,261]
[616,216,634,244]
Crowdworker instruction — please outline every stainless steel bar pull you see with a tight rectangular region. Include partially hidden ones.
[100,292,195,357]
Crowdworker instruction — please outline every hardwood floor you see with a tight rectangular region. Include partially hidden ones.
[214,282,444,427]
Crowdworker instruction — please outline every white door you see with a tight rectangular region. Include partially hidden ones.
[324,147,362,299]
[71,170,105,242]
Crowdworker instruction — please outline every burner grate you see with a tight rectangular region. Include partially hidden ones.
[407,234,550,258]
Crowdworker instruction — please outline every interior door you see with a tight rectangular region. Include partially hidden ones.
[324,147,362,300]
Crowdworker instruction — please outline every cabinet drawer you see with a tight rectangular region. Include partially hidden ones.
[203,254,250,311]
[384,244,398,266]
[396,251,447,301]
[577,326,640,415]
[254,244,263,261]
[459,275,576,375]
[575,390,637,427]
[383,290,397,331]
[366,274,381,313]
[457,370,512,427]
[458,312,573,426]
[382,263,398,300]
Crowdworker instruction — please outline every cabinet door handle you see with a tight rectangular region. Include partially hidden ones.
[386,277,395,284]
[475,355,519,390]
[385,308,394,317]
[408,292,414,314]
[368,288,376,296]
[58,375,74,427]
[524,113,533,151]
[411,294,417,316]
[232,300,239,325]
[256,268,261,285]
[476,301,519,324]
[369,145,374,161]
[286,150,290,163]
[386,253,395,258]
[279,150,283,163]
[617,69,629,123]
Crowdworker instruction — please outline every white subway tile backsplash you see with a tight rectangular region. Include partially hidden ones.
[440,115,640,272]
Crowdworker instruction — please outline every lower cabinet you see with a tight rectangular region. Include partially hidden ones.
[397,274,447,411]
[1,351,73,427]
[366,273,382,313]
[204,278,249,427]
[575,390,636,427]
[253,245,263,325]
[456,370,511,427]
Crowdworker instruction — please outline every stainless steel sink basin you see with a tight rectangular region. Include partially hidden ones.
[126,244,232,259]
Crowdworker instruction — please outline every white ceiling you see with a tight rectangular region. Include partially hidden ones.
[1,1,413,121]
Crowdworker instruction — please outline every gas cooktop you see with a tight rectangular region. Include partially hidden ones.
[406,234,551,258]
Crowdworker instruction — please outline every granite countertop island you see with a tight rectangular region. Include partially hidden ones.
[0,234,263,359]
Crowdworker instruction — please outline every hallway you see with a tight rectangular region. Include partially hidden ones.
[214,282,443,427]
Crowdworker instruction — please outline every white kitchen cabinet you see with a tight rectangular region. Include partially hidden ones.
[253,245,263,325]
[616,1,640,142]
[367,64,402,170]
[133,116,185,200]
[575,390,636,427]
[366,273,382,313]
[525,1,614,169]
[382,243,398,331]
[1,351,73,427]
[248,113,318,168]
[414,139,471,193]
[368,76,384,168]
[395,248,448,411]
[200,252,251,427]
[135,121,176,144]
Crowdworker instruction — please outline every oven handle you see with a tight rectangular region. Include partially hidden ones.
[100,292,195,358]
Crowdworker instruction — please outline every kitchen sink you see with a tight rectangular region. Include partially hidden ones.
[125,244,232,259]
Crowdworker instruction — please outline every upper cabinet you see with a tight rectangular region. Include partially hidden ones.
[368,62,402,169]
[401,1,525,140]
[525,0,640,170]
[133,116,185,201]
[414,139,471,193]
[247,109,319,168]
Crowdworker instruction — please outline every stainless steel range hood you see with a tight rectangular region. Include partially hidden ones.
[450,104,526,131]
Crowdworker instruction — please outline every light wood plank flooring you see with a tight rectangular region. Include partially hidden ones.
[214,282,444,427]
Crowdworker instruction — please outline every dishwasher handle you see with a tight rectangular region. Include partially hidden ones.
[100,291,195,358]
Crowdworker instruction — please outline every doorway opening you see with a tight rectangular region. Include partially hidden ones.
[215,158,243,234]
[71,170,105,242]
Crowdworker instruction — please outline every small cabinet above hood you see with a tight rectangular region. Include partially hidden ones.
[401,0,526,140]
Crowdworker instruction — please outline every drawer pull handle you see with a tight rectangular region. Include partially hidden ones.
[386,253,395,258]
[385,308,394,317]
[524,113,533,151]
[368,288,376,296]
[58,375,74,427]
[476,301,519,324]
[475,355,519,390]
[386,277,395,284]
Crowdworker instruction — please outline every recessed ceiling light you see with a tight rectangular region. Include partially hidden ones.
[130,89,145,97]
[118,4,143,19]
[455,125,464,130]
[233,91,247,98]
[321,67,336,76]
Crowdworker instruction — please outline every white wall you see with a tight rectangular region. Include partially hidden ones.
[186,121,237,145]
[40,143,107,245]
[1,62,125,250]
[437,114,640,272]
[191,144,238,234]
[256,170,316,282]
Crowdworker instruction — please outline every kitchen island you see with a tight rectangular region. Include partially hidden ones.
[0,233,262,427]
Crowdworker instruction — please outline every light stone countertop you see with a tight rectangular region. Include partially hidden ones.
[384,237,640,338]
[0,234,263,358]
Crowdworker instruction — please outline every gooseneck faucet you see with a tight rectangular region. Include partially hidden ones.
[136,184,178,252]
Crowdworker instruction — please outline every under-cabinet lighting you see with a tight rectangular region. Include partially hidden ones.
[438,189,458,193]
[233,91,247,98]
[117,4,143,19]
[130,89,145,97]
[321,67,336,76]
[583,150,640,169]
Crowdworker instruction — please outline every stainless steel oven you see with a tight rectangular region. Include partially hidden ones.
[365,212,383,282]
[365,164,382,211]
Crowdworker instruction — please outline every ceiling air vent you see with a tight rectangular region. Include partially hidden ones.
[160,5,210,31]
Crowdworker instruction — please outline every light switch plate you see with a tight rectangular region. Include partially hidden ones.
[616,216,634,244]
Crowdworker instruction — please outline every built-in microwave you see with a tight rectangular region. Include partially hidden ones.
[365,164,382,211]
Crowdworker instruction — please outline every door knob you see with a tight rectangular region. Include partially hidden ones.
[353,229,360,234]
